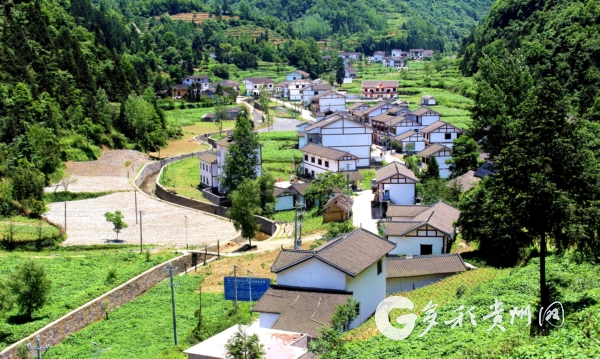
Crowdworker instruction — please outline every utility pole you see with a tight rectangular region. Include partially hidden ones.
[139,211,144,254]
[165,262,178,345]
[64,202,67,232]
[135,191,138,224]
[27,335,50,359]
[346,164,351,221]
[92,341,111,359]
[233,265,238,313]
[247,269,253,313]
[184,215,189,249]
[294,202,304,249]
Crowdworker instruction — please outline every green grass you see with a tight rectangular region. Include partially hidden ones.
[259,131,302,179]
[358,169,376,190]
[0,216,60,242]
[273,207,324,235]
[163,107,239,127]
[44,191,111,204]
[159,157,210,202]
[43,275,255,359]
[0,249,179,350]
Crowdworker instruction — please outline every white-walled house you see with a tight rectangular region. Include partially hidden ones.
[384,201,460,256]
[274,186,296,211]
[199,152,218,190]
[215,136,262,193]
[287,80,312,101]
[421,121,465,148]
[182,75,209,89]
[391,116,425,136]
[409,49,424,59]
[361,80,398,99]
[386,254,467,294]
[301,113,373,167]
[374,162,419,205]
[311,91,346,113]
[373,51,385,61]
[354,101,396,124]
[395,130,427,153]
[286,70,310,81]
[244,78,274,96]
[417,144,452,178]
[422,95,437,106]
[406,107,441,126]
[253,228,396,336]
[382,57,402,67]
[392,49,409,58]
[344,66,357,79]
[347,102,369,115]
[301,84,331,105]
[301,143,358,178]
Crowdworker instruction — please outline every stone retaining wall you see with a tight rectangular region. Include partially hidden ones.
[0,254,193,359]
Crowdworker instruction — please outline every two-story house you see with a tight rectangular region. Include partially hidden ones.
[253,228,396,337]
[421,95,437,105]
[338,52,361,66]
[286,70,310,81]
[171,84,188,99]
[409,49,424,59]
[395,130,427,153]
[361,80,398,99]
[244,78,274,97]
[311,91,347,113]
[420,121,465,148]
[344,66,357,79]
[353,101,396,124]
[382,57,403,68]
[301,143,358,178]
[287,80,312,101]
[417,143,452,178]
[199,152,218,190]
[373,51,385,62]
[182,75,209,89]
[406,107,441,126]
[347,102,369,115]
[301,84,331,105]
[391,49,409,58]
[300,113,373,167]
[374,162,419,205]
[215,136,262,193]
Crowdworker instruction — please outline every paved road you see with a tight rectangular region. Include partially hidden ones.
[46,192,238,247]
[271,97,315,122]
[352,190,380,234]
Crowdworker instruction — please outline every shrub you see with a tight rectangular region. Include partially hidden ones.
[7,259,52,319]
[105,267,117,284]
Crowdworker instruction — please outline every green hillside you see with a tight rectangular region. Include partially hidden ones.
[458,0,600,115]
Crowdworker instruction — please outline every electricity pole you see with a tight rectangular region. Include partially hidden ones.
[139,210,144,254]
[184,215,189,249]
[165,262,178,345]
[27,335,50,359]
[346,164,351,221]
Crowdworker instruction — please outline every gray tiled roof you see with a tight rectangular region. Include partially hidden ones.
[386,204,431,218]
[411,107,441,116]
[385,221,425,236]
[301,143,354,160]
[446,170,480,192]
[324,194,353,213]
[361,80,399,88]
[386,253,467,278]
[375,162,419,183]
[412,201,459,235]
[198,152,217,163]
[417,144,450,158]
[394,130,418,141]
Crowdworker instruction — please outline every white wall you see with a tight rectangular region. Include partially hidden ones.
[259,313,281,329]
[435,155,451,179]
[275,195,294,211]
[319,97,346,112]
[386,273,454,295]
[421,115,440,126]
[298,136,307,148]
[429,132,459,147]
[382,183,415,205]
[387,235,444,255]
[346,258,387,328]
[277,258,347,290]
[401,140,426,152]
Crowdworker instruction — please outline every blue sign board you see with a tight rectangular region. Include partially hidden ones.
[224,277,270,301]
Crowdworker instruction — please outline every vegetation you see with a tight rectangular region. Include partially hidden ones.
[228,179,261,247]
[304,171,347,211]
[446,136,482,179]
[273,207,325,236]
[3,260,52,320]
[309,297,359,355]
[104,211,128,240]
[0,249,178,350]
[44,191,111,204]
[257,173,276,217]
[159,157,210,202]
[0,216,63,251]
[258,131,302,180]
[221,109,260,194]
[224,325,266,359]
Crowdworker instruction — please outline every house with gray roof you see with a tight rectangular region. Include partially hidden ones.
[374,162,419,205]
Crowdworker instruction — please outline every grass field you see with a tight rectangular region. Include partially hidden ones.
[0,216,60,242]
[259,131,302,180]
[0,249,179,350]
[225,24,287,44]
[159,157,211,202]
[157,12,233,23]
[273,207,324,236]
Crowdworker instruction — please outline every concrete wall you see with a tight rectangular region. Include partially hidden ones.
[387,235,444,255]
[0,254,193,359]
[277,258,346,290]
[346,258,386,328]
[259,313,281,328]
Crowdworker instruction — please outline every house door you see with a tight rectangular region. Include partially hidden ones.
[420,244,432,255]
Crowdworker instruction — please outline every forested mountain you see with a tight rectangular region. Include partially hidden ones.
[459,0,600,116]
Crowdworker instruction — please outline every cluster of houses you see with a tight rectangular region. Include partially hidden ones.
[170,75,240,99]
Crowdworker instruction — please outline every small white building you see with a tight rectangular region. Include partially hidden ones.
[382,57,402,67]
[391,49,409,58]
[286,70,310,81]
[406,107,441,126]
[386,253,467,294]
[420,121,465,148]
[182,75,209,89]
[244,77,274,96]
[215,136,262,193]
[374,162,419,205]
[354,101,396,124]
[311,91,347,113]
[301,143,358,178]
[394,130,427,153]
[409,49,424,59]
[417,144,452,178]
[391,116,424,136]
[421,95,437,106]
[274,81,290,98]
[274,186,296,212]
[253,228,396,335]
[287,80,312,101]
[199,152,218,189]
[373,51,385,62]
[301,84,331,105]
[344,66,357,79]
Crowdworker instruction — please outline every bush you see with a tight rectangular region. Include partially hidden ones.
[44,191,111,204]
[7,259,52,319]
[105,267,118,284]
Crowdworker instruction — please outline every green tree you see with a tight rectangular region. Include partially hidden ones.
[104,210,128,240]
[404,155,421,177]
[238,0,251,20]
[224,325,265,359]
[257,172,276,217]
[305,171,345,211]
[214,96,228,136]
[335,57,345,85]
[258,86,270,115]
[308,297,358,355]
[221,108,260,194]
[9,159,46,202]
[446,136,482,178]
[7,259,51,319]
[0,278,13,315]
[227,179,261,247]
[422,156,439,181]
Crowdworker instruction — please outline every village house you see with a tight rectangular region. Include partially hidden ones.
[171,84,188,99]
[199,152,218,190]
[361,80,398,99]
[210,80,240,91]
[299,113,374,167]
[182,75,209,89]
[215,136,262,193]
[386,253,467,294]
[373,162,419,205]
[275,80,290,98]
[253,228,396,336]
[390,114,424,137]
[417,143,452,178]
[420,121,465,148]
[287,79,312,101]
[369,106,414,143]
[394,130,427,153]
[274,186,297,212]
[323,194,353,223]
[347,102,369,115]
[301,143,358,178]
[339,51,361,66]
[301,84,331,105]
[201,107,241,122]
[244,77,274,96]
[392,49,409,58]
[322,55,332,63]
[421,95,437,106]
[405,106,442,126]
[286,70,310,81]
[310,91,347,113]
[353,101,396,124]
[344,66,357,79]
[382,57,403,68]
[423,50,434,58]
[384,201,460,255]
[446,161,497,192]
[373,51,385,62]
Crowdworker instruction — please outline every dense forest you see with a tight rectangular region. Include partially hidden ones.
[458,0,600,116]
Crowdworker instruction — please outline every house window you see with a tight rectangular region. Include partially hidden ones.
[377,260,382,275]
[318,159,322,165]
[311,157,315,163]
[355,302,360,317]
[445,133,451,140]
[304,154,308,161]
[325,161,329,168]
[420,244,433,255]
